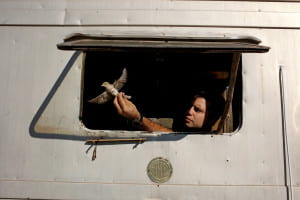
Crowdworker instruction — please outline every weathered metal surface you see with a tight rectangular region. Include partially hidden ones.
[1,25,298,200]
[1,0,300,28]
[0,28,290,198]
[57,33,269,53]
[0,0,299,199]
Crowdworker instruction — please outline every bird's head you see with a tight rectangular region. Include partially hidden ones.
[101,82,110,88]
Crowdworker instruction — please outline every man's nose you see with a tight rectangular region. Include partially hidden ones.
[187,107,194,115]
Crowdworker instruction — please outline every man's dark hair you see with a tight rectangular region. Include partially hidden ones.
[195,91,225,131]
[172,90,225,132]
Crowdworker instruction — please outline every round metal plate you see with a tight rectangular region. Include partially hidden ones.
[147,157,173,184]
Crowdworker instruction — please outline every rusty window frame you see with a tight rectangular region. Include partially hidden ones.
[57,34,269,135]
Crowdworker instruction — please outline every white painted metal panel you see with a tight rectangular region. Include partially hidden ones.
[0,0,299,199]
[0,0,300,28]
[0,183,288,200]
[278,31,300,192]
[1,26,297,199]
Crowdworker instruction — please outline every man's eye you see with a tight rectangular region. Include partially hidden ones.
[194,107,200,112]
[195,107,204,113]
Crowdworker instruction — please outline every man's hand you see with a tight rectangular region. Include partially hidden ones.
[113,92,140,121]
[113,92,173,132]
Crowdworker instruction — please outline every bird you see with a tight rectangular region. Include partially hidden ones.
[88,68,131,104]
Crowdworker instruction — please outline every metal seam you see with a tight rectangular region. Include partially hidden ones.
[279,65,293,200]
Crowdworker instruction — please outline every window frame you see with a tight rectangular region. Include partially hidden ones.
[55,33,269,136]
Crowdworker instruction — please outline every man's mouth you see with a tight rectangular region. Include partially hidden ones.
[185,117,192,123]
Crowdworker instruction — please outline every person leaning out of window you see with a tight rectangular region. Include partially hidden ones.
[113,91,225,133]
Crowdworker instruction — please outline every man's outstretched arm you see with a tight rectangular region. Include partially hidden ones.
[113,92,173,132]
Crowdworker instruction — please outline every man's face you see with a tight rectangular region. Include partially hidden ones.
[184,97,206,129]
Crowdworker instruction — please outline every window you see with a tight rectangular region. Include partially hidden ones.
[80,51,241,133]
[56,34,269,134]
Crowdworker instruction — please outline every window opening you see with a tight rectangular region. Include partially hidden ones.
[55,34,269,136]
[81,50,242,133]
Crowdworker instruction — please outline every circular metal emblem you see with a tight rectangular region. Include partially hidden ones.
[147,157,173,184]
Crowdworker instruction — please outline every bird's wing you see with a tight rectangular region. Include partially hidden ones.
[88,91,113,104]
[113,68,127,90]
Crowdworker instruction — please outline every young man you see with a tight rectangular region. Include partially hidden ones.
[113,91,224,132]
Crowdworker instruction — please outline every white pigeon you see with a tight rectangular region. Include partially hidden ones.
[88,68,131,104]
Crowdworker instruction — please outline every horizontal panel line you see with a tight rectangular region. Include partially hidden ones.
[1,24,300,30]
[1,8,300,13]
[0,179,295,187]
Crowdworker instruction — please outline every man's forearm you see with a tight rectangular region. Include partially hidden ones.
[140,117,173,132]
[113,93,173,132]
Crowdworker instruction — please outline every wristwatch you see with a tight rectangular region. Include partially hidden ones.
[132,113,143,127]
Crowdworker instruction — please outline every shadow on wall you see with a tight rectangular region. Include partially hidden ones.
[29,51,88,141]
[28,51,187,143]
